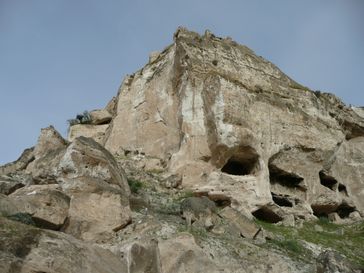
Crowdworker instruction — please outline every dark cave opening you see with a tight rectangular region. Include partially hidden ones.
[221,146,259,176]
[319,171,337,191]
[271,192,293,207]
[252,207,283,223]
[269,165,305,190]
[338,184,348,196]
[336,203,356,218]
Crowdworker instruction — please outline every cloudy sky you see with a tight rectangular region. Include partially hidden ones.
[0,0,363,164]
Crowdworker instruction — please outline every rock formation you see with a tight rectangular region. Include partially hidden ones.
[71,27,363,224]
[1,28,363,272]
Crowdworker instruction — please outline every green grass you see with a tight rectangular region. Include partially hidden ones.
[255,219,364,268]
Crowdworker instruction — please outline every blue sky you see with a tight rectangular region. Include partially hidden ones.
[0,0,363,164]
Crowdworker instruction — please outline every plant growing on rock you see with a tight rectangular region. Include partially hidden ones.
[67,110,92,126]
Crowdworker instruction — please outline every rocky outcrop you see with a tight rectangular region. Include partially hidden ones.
[9,184,70,230]
[0,217,127,273]
[96,28,364,222]
[0,28,363,272]
[68,124,109,144]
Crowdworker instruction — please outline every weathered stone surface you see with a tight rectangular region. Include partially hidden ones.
[0,173,31,195]
[59,136,130,193]
[180,196,217,228]
[9,184,70,230]
[68,124,109,144]
[159,233,220,273]
[0,217,127,273]
[90,109,112,125]
[117,239,162,273]
[218,206,260,239]
[0,147,34,176]
[63,177,131,242]
[26,126,68,183]
[102,28,364,220]
[316,250,362,273]
[0,194,19,216]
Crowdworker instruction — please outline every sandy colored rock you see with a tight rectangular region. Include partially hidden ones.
[0,217,127,273]
[0,173,31,195]
[60,176,131,242]
[117,239,162,273]
[0,194,19,216]
[26,126,68,183]
[59,136,130,194]
[218,206,260,239]
[159,232,220,273]
[68,124,109,144]
[102,28,363,221]
[9,184,70,229]
[0,147,34,176]
[90,109,112,125]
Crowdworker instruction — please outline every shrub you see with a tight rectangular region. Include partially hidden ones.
[127,178,144,194]
[68,110,92,126]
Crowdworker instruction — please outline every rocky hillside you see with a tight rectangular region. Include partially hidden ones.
[1,28,363,273]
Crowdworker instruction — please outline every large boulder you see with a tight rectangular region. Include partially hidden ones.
[62,177,131,242]
[58,137,131,241]
[9,184,70,230]
[0,217,127,273]
[59,136,129,193]
[159,233,220,273]
[90,109,112,125]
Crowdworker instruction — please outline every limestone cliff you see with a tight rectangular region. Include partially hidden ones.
[74,27,364,222]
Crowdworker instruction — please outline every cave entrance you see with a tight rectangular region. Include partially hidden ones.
[336,203,355,218]
[221,146,259,176]
[269,164,305,190]
[271,192,293,207]
[319,171,337,191]
[252,207,283,223]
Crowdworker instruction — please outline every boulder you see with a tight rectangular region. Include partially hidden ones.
[0,217,127,273]
[218,206,260,239]
[0,173,31,195]
[67,124,109,144]
[159,233,220,273]
[60,176,131,242]
[59,136,130,194]
[180,196,217,229]
[9,184,70,230]
[117,239,162,273]
[90,109,112,125]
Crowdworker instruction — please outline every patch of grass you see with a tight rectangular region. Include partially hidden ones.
[255,218,364,267]
[127,178,144,194]
[146,169,164,175]
[289,81,310,91]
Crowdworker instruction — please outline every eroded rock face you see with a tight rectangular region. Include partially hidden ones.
[98,28,364,221]
[0,217,127,273]
[159,233,220,273]
[9,184,70,230]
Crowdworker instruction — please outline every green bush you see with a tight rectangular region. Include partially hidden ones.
[128,178,144,194]
[68,110,92,126]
